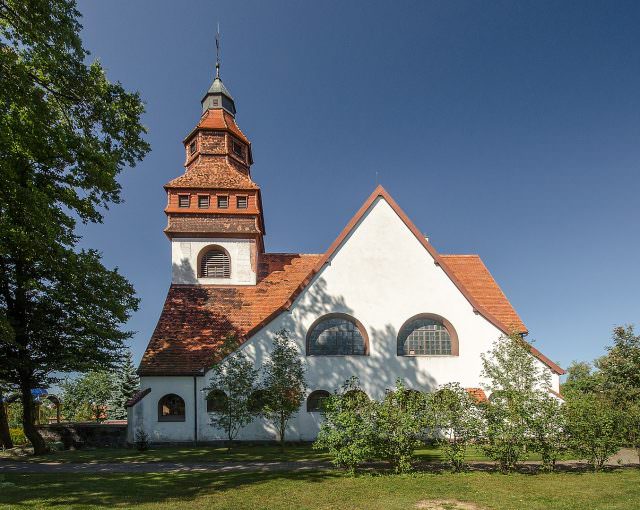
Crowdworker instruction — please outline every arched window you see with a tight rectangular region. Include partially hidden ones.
[397,314,458,356]
[157,394,185,422]
[306,314,368,356]
[206,390,227,413]
[248,389,269,414]
[199,247,231,278]
[307,390,331,412]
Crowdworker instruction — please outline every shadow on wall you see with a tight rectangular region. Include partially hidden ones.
[250,275,438,399]
[173,258,197,284]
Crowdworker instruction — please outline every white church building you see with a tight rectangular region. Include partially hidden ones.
[127,61,564,444]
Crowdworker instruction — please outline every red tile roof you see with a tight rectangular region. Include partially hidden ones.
[165,160,258,190]
[440,255,526,334]
[465,387,488,403]
[196,109,250,144]
[139,254,322,376]
[139,186,564,376]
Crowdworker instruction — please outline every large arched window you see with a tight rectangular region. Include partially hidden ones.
[306,314,368,356]
[206,390,227,413]
[397,314,458,356]
[158,394,185,422]
[307,390,331,412]
[199,246,231,278]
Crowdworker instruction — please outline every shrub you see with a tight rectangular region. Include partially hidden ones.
[428,383,483,472]
[313,377,377,473]
[527,395,567,471]
[9,428,27,446]
[134,428,150,452]
[375,380,428,473]
[564,392,623,471]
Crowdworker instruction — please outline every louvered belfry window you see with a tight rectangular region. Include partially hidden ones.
[200,248,231,278]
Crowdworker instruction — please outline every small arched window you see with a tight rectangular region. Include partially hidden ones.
[206,390,227,413]
[248,389,269,414]
[158,394,185,422]
[199,247,231,278]
[306,314,368,356]
[307,390,331,412]
[397,315,458,356]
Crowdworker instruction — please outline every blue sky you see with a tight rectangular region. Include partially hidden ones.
[75,0,640,374]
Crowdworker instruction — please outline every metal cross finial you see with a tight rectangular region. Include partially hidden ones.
[215,23,221,78]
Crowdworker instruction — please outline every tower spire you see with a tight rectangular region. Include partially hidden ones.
[201,24,236,116]
[215,22,221,79]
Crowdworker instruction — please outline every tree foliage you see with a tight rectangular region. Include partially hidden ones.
[313,377,377,473]
[0,0,149,453]
[261,329,307,449]
[60,371,115,422]
[428,383,483,472]
[108,349,139,420]
[204,347,259,446]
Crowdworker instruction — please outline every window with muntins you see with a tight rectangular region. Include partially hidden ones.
[236,196,248,209]
[206,390,227,413]
[200,248,231,278]
[158,394,185,422]
[198,195,210,208]
[178,194,190,208]
[217,195,229,209]
[307,390,331,412]
[397,318,452,355]
[307,315,367,356]
[232,140,244,158]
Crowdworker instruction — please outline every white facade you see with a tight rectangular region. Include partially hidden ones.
[171,237,256,285]
[131,196,560,443]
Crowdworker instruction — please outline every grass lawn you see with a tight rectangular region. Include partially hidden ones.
[0,444,572,464]
[1,469,639,509]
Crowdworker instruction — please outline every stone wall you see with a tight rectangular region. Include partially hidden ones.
[37,423,127,449]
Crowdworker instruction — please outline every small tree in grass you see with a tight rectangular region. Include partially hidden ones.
[262,329,307,450]
[527,394,567,471]
[564,392,623,471]
[375,380,428,473]
[428,383,484,472]
[313,377,376,474]
[204,344,259,450]
[480,333,552,473]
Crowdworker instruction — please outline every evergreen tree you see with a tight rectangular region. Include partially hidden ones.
[108,350,139,420]
[0,1,148,453]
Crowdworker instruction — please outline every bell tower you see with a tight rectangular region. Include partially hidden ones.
[164,51,264,286]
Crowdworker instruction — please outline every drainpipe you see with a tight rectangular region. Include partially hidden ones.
[193,376,198,446]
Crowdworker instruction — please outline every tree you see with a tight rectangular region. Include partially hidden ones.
[375,380,428,473]
[561,361,602,396]
[204,348,259,448]
[60,371,115,423]
[564,392,623,471]
[0,384,14,449]
[480,333,552,472]
[0,1,149,453]
[527,394,567,471]
[313,377,377,473]
[428,383,483,472]
[261,329,307,450]
[108,350,139,420]
[596,325,640,461]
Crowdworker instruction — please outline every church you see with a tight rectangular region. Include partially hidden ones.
[127,60,564,444]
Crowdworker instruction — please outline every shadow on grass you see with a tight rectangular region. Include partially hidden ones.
[0,470,343,508]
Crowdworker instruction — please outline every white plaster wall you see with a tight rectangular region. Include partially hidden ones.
[171,237,256,285]
[134,197,561,442]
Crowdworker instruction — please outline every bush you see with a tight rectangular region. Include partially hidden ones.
[9,428,27,446]
[564,392,623,471]
[134,428,150,452]
[375,380,428,473]
[313,377,377,473]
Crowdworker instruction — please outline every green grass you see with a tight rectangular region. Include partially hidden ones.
[0,444,573,464]
[1,469,639,509]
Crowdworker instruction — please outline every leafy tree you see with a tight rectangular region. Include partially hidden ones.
[261,329,307,450]
[596,325,640,461]
[0,1,148,453]
[564,392,623,471]
[375,380,428,473]
[108,350,139,420]
[204,348,259,448]
[313,377,377,473]
[60,371,115,422]
[480,333,552,472]
[561,361,602,396]
[527,394,567,471]
[428,383,484,472]
[0,384,14,449]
